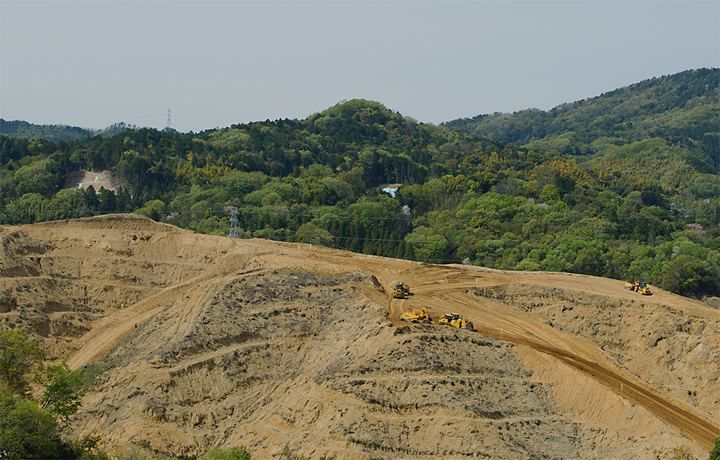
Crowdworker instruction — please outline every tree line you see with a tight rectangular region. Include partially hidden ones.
[0,92,718,298]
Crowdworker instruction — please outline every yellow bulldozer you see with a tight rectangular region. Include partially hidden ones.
[627,280,652,295]
[637,281,652,295]
[393,282,410,299]
[439,313,474,331]
[399,307,431,324]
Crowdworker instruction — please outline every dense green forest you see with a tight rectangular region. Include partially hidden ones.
[0,70,718,299]
[444,68,719,171]
[0,119,136,142]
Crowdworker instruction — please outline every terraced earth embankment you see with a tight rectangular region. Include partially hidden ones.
[1,215,718,459]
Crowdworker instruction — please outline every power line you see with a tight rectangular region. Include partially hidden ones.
[172,115,209,132]
[3,201,718,223]
[0,209,714,268]
[230,205,720,222]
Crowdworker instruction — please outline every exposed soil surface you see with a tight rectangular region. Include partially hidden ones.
[1,215,718,459]
[62,170,125,192]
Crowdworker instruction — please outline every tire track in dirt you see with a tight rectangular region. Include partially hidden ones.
[249,243,720,449]
[43,227,719,452]
[266,242,720,450]
[392,268,720,450]
[66,251,260,369]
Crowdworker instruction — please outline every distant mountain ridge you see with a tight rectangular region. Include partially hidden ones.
[0,119,95,142]
[0,119,136,142]
[444,68,719,171]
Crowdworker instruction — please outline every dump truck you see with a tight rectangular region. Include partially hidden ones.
[399,307,431,324]
[439,313,473,331]
[394,282,410,299]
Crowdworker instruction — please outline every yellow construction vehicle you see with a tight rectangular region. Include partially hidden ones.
[628,280,652,295]
[393,282,410,299]
[439,313,473,331]
[399,307,431,324]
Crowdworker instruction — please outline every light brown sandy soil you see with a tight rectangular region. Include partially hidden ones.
[1,214,718,459]
[62,170,126,192]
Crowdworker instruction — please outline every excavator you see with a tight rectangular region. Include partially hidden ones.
[394,282,410,299]
[439,313,473,331]
[399,307,431,324]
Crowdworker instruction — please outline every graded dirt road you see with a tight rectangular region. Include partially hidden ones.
[1,215,718,459]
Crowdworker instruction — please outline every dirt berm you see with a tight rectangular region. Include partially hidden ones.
[1,215,718,459]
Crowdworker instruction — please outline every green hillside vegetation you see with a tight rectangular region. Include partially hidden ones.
[444,68,719,174]
[0,72,718,299]
[0,329,105,459]
[0,119,96,142]
[0,119,136,142]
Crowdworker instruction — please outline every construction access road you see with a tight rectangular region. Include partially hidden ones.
[2,215,718,459]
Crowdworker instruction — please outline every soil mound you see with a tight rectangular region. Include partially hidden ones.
[0,215,718,459]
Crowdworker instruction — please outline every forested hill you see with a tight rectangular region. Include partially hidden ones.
[0,94,718,299]
[0,119,96,142]
[444,68,719,173]
[0,119,136,142]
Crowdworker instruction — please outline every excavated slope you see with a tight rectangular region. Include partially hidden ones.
[0,215,718,459]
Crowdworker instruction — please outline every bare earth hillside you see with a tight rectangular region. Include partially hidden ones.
[0,215,718,459]
[62,170,126,192]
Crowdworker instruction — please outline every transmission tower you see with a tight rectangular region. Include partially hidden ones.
[228,209,239,238]
[167,108,171,130]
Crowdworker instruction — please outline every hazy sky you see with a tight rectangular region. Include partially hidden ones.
[1,1,718,132]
